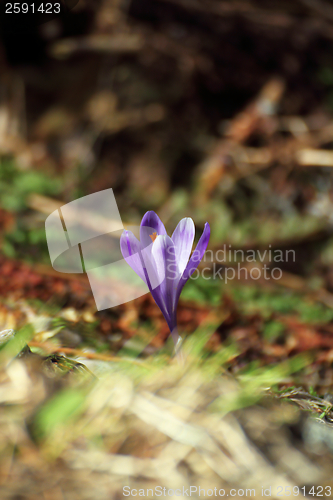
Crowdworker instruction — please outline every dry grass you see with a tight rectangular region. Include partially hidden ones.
[0,323,332,500]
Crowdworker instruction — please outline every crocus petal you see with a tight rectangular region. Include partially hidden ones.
[120,211,210,349]
[150,284,173,331]
[121,230,171,324]
[175,222,210,304]
[140,211,167,250]
[171,217,195,275]
[120,230,147,285]
[151,235,179,330]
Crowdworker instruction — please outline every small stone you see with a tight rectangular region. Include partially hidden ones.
[60,308,80,323]
[54,329,82,347]
[0,329,15,345]
[82,310,95,323]
[108,333,122,343]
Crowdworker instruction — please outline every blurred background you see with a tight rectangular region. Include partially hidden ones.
[3,0,333,498]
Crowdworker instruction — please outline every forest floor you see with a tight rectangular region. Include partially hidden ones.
[2,0,333,497]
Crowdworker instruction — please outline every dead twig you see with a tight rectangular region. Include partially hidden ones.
[28,341,143,364]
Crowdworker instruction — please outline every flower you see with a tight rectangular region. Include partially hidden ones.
[120,211,210,345]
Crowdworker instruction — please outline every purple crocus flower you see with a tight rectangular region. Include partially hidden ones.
[120,211,210,346]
